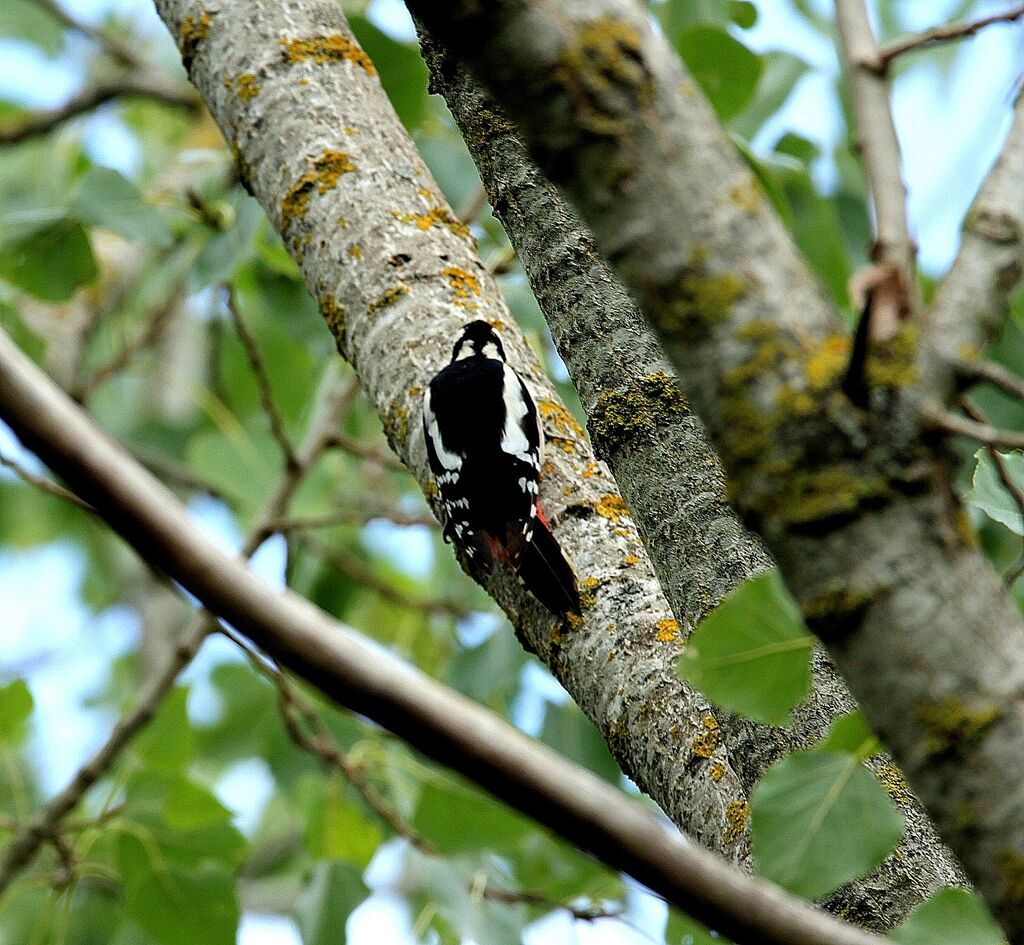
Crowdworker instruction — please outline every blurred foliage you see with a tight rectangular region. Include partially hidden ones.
[0,0,1020,944]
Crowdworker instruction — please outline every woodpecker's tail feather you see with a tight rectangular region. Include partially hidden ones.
[518,516,581,618]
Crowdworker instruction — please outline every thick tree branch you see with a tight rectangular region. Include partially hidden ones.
[407,0,1024,935]
[835,0,915,298]
[0,324,887,945]
[0,72,200,146]
[873,4,1024,73]
[920,94,1024,398]
[151,0,760,873]
[417,33,960,928]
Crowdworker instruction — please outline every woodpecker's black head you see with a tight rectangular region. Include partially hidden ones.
[451,320,506,363]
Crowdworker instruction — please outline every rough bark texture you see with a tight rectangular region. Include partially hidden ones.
[419,36,962,930]
[150,0,759,866]
[919,93,1024,396]
[406,0,1024,936]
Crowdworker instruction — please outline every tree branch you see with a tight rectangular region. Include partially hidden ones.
[919,93,1024,398]
[873,4,1024,73]
[151,0,761,877]
[835,0,915,299]
[922,403,1024,451]
[225,284,300,472]
[954,357,1024,403]
[0,72,200,146]
[0,323,887,945]
[407,0,1024,935]
[0,450,92,512]
[416,31,961,927]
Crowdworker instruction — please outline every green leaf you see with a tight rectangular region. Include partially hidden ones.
[665,908,723,945]
[730,52,809,140]
[132,687,193,774]
[0,218,97,300]
[728,1,757,29]
[0,300,46,362]
[675,26,762,122]
[189,193,263,289]
[890,887,1004,945]
[678,570,813,725]
[118,833,239,945]
[186,427,281,524]
[0,0,64,55]
[540,702,621,785]
[412,778,534,855]
[70,167,174,247]
[751,751,905,899]
[817,711,881,759]
[294,862,367,945]
[297,774,383,869]
[0,680,33,746]
[349,17,428,131]
[966,449,1024,535]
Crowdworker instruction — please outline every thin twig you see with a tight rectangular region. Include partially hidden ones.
[225,286,300,472]
[0,73,200,146]
[0,618,212,896]
[325,431,407,472]
[31,0,141,68]
[922,403,1024,450]
[873,4,1024,73]
[269,507,438,533]
[455,185,488,224]
[954,358,1024,404]
[0,451,92,512]
[962,397,1024,586]
[76,284,185,401]
[224,625,630,925]
[302,533,468,618]
[835,0,916,307]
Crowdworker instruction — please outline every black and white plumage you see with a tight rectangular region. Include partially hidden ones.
[422,320,581,617]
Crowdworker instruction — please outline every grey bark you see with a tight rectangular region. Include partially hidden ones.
[418,35,962,930]
[149,0,757,868]
[406,0,1024,937]
[919,93,1024,397]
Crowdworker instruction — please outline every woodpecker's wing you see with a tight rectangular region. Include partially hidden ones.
[423,384,489,568]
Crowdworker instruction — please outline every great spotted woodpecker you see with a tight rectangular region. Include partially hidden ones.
[422,320,581,617]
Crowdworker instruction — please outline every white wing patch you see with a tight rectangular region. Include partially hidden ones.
[423,387,462,471]
[500,365,533,463]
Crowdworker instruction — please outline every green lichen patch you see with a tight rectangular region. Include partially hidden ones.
[864,324,919,389]
[999,848,1024,907]
[279,34,376,75]
[874,761,912,810]
[281,149,357,230]
[917,696,999,756]
[589,371,689,456]
[556,18,652,136]
[318,293,346,354]
[367,284,409,315]
[179,7,211,69]
[382,398,411,450]
[650,250,745,344]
